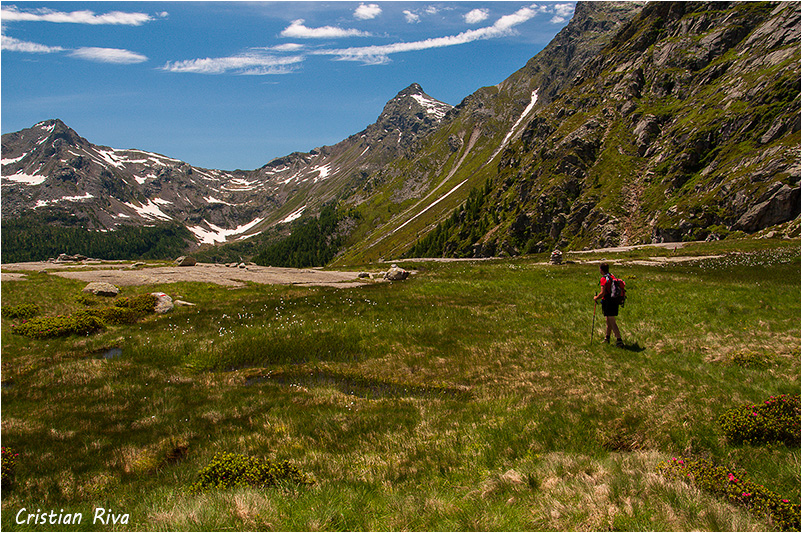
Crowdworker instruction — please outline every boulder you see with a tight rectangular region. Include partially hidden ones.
[57,253,80,263]
[175,256,196,267]
[384,265,409,281]
[151,292,174,314]
[83,282,120,297]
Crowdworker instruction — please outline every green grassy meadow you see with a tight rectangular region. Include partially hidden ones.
[1,240,799,531]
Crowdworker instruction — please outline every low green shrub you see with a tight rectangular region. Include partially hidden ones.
[731,350,773,369]
[719,394,800,447]
[658,457,800,531]
[190,452,312,492]
[75,294,98,307]
[10,293,158,338]
[95,307,144,326]
[2,303,40,320]
[1,447,18,491]
[114,294,158,315]
[10,311,104,339]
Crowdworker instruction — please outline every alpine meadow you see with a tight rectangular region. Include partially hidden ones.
[1,1,800,531]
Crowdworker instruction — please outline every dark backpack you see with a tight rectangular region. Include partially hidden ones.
[605,274,627,305]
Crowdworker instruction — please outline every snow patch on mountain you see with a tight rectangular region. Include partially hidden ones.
[490,89,539,162]
[224,177,258,191]
[35,192,95,208]
[2,171,47,186]
[123,199,173,221]
[410,93,450,120]
[312,163,332,182]
[94,148,127,169]
[205,196,233,205]
[1,153,27,165]
[393,178,470,235]
[279,205,306,224]
[189,217,264,244]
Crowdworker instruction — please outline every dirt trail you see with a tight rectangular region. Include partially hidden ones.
[1,262,369,288]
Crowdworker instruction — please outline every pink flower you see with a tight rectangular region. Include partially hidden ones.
[783,499,790,503]
[728,473,739,483]
[742,492,751,497]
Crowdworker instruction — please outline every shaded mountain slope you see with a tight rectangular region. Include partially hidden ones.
[356,1,800,261]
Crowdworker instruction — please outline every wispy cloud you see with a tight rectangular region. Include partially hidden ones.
[1,33,146,64]
[70,47,148,64]
[1,4,154,25]
[464,8,490,24]
[280,19,371,39]
[550,3,575,23]
[533,2,575,24]
[317,6,538,64]
[354,3,381,21]
[402,10,420,24]
[162,52,304,75]
[402,5,445,24]
[1,34,64,53]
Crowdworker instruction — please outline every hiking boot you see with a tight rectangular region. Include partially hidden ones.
[604,336,610,344]
[615,338,625,348]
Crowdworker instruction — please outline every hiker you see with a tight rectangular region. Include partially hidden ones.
[594,262,624,347]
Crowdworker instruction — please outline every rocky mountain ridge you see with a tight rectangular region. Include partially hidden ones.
[1,84,452,246]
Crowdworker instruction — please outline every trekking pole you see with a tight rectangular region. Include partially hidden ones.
[590,298,597,346]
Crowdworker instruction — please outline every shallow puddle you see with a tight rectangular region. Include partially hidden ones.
[246,369,470,400]
[98,347,123,359]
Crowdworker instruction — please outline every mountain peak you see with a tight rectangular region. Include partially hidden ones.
[397,83,425,97]
[380,83,452,124]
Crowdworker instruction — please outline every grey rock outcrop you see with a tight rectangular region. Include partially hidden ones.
[82,282,120,297]
[151,292,174,314]
[175,256,196,267]
[384,265,410,281]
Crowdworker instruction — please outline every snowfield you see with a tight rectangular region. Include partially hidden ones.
[189,217,264,244]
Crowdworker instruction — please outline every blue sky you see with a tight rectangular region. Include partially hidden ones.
[2,2,575,170]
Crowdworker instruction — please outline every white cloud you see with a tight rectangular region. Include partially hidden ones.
[163,52,304,75]
[318,6,537,64]
[531,2,575,24]
[403,10,420,24]
[354,3,381,20]
[70,47,148,64]
[554,3,576,18]
[1,34,64,53]
[464,8,490,24]
[270,43,305,52]
[1,5,153,25]
[280,19,371,39]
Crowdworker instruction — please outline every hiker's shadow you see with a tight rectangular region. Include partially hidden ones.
[619,341,646,353]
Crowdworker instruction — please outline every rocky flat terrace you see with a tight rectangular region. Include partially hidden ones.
[0,261,370,288]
